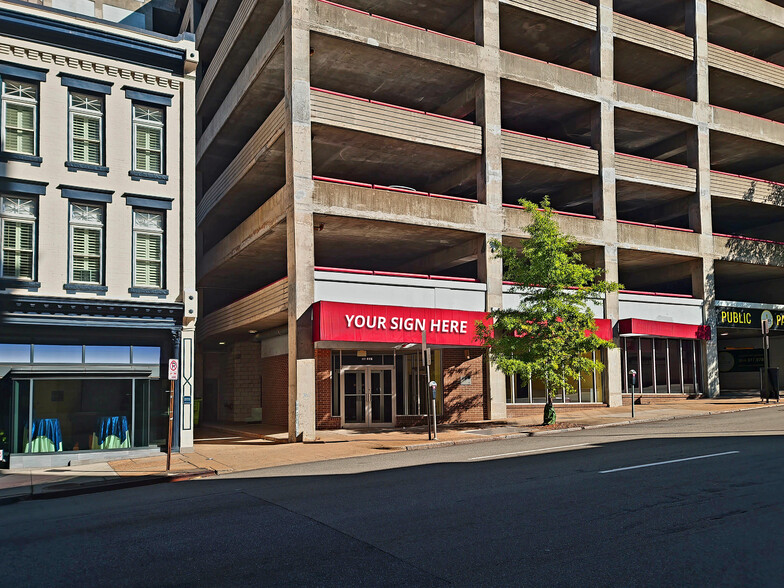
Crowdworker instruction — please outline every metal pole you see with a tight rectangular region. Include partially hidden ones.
[166,378,174,471]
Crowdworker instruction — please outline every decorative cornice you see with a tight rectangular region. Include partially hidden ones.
[0,41,181,91]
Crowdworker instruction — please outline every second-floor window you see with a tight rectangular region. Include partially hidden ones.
[2,80,37,155]
[0,195,36,280]
[69,92,103,165]
[133,104,163,174]
[69,202,104,284]
[133,209,163,288]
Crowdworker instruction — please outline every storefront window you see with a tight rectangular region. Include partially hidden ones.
[506,352,601,404]
[34,345,82,363]
[84,346,131,364]
[0,344,32,363]
[399,352,442,416]
[622,337,702,395]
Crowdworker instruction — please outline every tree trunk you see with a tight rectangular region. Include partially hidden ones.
[543,395,556,425]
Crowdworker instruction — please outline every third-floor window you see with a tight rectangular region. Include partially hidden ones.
[69,92,104,166]
[132,104,163,174]
[2,79,37,156]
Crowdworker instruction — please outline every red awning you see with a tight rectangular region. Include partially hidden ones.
[618,318,710,340]
[592,318,613,342]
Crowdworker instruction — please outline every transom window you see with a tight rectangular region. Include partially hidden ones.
[2,80,37,155]
[69,202,104,284]
[133,209,163,288]
[132,104,163,174]
[69,92,103,165]
[0,195,36,280]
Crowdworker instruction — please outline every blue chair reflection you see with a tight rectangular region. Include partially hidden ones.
[91,416,130,450]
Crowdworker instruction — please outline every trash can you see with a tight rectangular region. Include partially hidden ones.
[768,368,780,401]
[194,397,202,426]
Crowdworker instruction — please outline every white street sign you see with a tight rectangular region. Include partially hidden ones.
[168,359,179,381]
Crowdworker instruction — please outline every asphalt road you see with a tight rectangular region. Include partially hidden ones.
[3,408,784,587]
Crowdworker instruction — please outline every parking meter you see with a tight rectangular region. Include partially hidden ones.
[429,381,438,439]
[628,369,638,417]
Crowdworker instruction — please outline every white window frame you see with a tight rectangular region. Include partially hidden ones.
[132,103,164,174]
[132,209,164,288]
[68,202,104,285]
[1,79,38,156]
[68,92,104,166]
[0,195,36,280]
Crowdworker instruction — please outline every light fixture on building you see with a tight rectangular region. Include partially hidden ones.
[720,332,729,336]
[248,330,258,334]
[218,341,226,345]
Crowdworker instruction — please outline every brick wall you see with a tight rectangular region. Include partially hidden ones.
[442,348,486,423]
[317,349,341,429]
[229,341,263,422]
[261,354,288,427]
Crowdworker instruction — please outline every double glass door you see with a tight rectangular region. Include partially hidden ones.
[341,367,394,427]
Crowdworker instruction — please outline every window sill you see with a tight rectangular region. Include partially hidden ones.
[65,161,110,175]
[63,283,108,293]
[0,278,41,289]
[128,287,169,296]
[129,170,168,183]
[0,152,42,165]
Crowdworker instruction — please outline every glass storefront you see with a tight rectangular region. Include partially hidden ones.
[506,351,605,404]
[621,337,702,395]
[0,343,166,459]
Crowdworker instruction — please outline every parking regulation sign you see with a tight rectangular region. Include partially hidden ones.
[168,359,179,381]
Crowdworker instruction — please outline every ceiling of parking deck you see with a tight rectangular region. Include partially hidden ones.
[709,68,784,124]
[715,260,784,304]
[501,80,594,146]
[198,0,284,122]
[614,0,686,33]
[499,4,594,73]
[616,181,694,224]
[335,0,475,41]
[310,34,480,118]
[199,134,286,251]
[708,2,784,66]
[311,125,478,196]
[312,215,478,272]
[710,131,784,180]
[618,249,697,293]
[502,160,594,214]
[196,0,242,57]
[614,39,691,99]
[199,46,285,170]
[712,197,784,235]
[614,109,693,164]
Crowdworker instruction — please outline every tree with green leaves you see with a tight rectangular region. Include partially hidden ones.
[476,198,621,425]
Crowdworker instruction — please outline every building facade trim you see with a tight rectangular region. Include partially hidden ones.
[58,185,113,203]
[58,72,113,94]
[0,60,47,82]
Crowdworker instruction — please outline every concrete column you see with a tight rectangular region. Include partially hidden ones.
[687,0,718,397]
[693,259,720,397]
[476,0,506,420]
[285,3,316,441]
[594,1,621,406]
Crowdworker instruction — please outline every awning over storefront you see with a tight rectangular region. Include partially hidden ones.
[313,302,490,346]
[618,318,710,340]
[592,319,613,342]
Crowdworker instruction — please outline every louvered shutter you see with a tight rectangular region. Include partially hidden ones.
[72,226,101,282]
[135,232,162,287]
[136,125,162,173]
[5,103,35,154]
[2,220,34,278]
[72,114,101,164]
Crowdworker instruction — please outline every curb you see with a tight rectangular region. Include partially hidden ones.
[403,403,779,451]
[0,469,213,506]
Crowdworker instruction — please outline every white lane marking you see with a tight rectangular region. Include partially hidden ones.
[196,436,244,441]
[470,443,595,461]
[599,451,739,474]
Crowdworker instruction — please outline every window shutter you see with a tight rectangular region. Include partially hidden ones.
[72,226,101,283]
[135,126,162,173]
[2,220,33,279]
[5,103,35,154]
[135,232,162,287]
[72,114,101,164]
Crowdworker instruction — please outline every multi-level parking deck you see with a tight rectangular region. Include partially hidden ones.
[184,0,784,440]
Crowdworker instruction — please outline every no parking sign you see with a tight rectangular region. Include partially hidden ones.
[168,359,179,381]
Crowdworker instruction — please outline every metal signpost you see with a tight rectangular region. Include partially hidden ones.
[762,313,772,401]
[166,358,178,471]
[422,331,436,440]
[429,380,438,440]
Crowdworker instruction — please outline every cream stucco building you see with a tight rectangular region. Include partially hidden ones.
[0,0,198,467]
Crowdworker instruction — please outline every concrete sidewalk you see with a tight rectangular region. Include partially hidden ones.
[1,396,777,502]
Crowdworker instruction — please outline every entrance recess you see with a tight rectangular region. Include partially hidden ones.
[341,366,394,427]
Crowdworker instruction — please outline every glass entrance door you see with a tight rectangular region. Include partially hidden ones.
[341,367,394,427]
